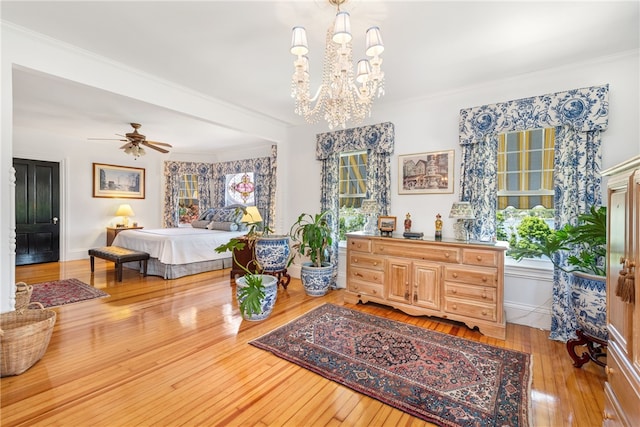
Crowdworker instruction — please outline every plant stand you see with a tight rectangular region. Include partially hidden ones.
[566,329,607,368]
[264,269,290,289]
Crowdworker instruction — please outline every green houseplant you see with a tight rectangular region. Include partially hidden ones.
[509,206,607,276]
[289,210,334,296]
[215,237,278,321]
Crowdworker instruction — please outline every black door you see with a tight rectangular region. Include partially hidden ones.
[14,158,60,265]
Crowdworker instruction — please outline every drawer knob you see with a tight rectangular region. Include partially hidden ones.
[482,310,488,316]
[444,252,450,258]
[451,289,457,294]
[373,275,378,281]
[373,262,378,266]
[482,276,488,282]
[603,411,614,420]
[354,272,363,278]
[452,273,458,278]
[354,258,359,263]
[605,366,615,375]
[372,289,377,294]
[452,304,457,310]
[482,292,487,299]
[476,255,482,261]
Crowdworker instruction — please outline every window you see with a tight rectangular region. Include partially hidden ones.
[178,174,199,224]
[338,150,368,240]
[225,172,255,206]
[496,128,556,250]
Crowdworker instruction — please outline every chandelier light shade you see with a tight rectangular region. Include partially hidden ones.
[290,0,385,130]
[115,204,135,227]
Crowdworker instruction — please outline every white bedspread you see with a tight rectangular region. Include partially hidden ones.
[111,228,245,265]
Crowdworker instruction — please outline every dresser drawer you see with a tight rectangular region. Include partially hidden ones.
[444,299,496,322]
[373,241,460,263]
[349,266,384,285]
[445,282,497,303]
[444,266,498,287]
[348,280,383,298]
[349,253,383,270]
[348,238,372,253]
[462,248,500,267]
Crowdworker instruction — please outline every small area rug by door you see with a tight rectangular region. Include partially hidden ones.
[29,278,109,308]
[251,303,531,427]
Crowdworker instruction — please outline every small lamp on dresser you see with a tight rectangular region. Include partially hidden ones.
[449,201,475,241]
[115,204,135,227]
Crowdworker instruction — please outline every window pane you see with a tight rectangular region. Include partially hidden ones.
[339,150,368,239]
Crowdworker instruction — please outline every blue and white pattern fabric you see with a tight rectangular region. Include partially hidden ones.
[316,122,395,288]
[164,146,278,231]
[458,84,608,341]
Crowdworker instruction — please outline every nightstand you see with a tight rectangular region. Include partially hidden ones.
[106,226,143,246]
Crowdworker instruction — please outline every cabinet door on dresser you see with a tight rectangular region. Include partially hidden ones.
[386,258,440,310]
[387,258,411,304]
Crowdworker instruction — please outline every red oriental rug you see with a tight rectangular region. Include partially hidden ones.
[29,278,109,308]
[251,304,531,427]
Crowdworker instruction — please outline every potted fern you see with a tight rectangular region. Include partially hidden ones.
[215,238,278,321]
[289,210,333,296]
[510,205,607,366]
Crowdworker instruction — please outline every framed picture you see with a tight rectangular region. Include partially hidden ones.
[378,216,397,232]
[93,163,145,199]
[398,150,454,194]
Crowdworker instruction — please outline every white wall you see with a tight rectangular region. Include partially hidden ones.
[281,50,640,329]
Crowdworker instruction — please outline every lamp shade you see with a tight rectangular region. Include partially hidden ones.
[115,204,135,217]
[365,26,384,57]
[449,202,475,220]
[332,11,352,44]
[241,206,263,224]
[291,26,309,56]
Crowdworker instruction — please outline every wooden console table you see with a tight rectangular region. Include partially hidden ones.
[345,232,506,339]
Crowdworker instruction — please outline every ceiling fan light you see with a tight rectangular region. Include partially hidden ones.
[139,147,146,156]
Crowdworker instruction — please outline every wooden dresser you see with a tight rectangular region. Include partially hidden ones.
[603,156,640,426]
[345,233,506,339]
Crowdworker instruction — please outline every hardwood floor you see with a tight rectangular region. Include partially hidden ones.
[2,259,605,426]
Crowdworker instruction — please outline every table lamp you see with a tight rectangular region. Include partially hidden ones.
[115,204,135,227]
[241,206,263,226]
[449,201,475,241]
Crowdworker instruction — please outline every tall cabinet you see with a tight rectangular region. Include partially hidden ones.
[603,156,640,426]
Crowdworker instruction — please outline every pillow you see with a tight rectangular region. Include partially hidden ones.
[207,221,239,231]
[191,220,211,229]
[210,207,243,223]
[197,208,215,221]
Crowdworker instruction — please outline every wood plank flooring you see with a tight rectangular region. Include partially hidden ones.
[2,259,606,426]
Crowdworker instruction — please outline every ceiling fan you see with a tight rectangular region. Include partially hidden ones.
[89,123,172,157]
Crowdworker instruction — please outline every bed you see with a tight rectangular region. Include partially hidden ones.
[112,227,245,279]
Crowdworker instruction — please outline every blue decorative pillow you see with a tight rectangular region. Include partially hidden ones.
[211,207,243,223]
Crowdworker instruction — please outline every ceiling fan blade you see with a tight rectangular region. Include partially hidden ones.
[145,140,173,147]
[142,141,169,153]
[88,138,128,141]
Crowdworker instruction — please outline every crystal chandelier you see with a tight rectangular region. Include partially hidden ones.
[290,0,385,130]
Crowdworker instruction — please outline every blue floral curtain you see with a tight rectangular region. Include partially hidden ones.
[316,122,395,287]
[458,84,609,341]
[163,162,213,227]
[210,146,277,231]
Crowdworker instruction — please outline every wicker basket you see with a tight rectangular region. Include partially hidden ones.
[0,303,57,377]
[14,282,33,312]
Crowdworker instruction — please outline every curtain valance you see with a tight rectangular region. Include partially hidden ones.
[459,84,609,146]
[316,122,395,159]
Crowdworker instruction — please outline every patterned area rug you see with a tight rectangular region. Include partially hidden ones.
[29,278,109,308]
[251,304,531,427]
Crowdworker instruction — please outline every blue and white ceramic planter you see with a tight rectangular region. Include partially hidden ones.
[570,272,607,341]
[300,262,333,297]
[255,236,290,272]
[235,274,278,321]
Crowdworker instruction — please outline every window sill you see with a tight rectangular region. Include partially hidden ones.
[504,256,554,280]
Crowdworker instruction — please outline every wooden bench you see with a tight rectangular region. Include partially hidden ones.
[88,246,150,282]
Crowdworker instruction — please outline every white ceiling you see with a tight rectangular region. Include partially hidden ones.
[2,0,639,154]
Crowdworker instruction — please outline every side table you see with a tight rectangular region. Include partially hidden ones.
[106,226,143,246]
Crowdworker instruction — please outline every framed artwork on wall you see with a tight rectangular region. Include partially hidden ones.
[398,150,454,194]
[93,163,145,199]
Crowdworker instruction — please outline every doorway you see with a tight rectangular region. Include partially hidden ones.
[14,158,60,265]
